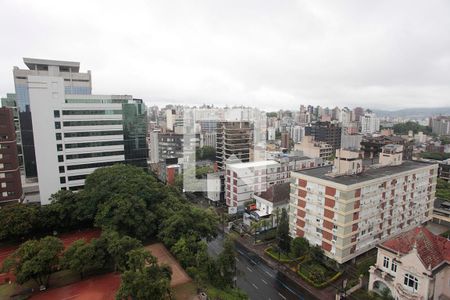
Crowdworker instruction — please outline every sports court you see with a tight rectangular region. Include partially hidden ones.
[145,243,192,287]
[0,229,101,284]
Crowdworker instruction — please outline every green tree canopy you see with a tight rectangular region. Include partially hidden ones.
[116,249,172,300]
[62,239,107,279]
[95,195,157,240]
[277,208,290,253]
[103,231,143,272]
[2,236,64,287]
[158,207,218,247]
[83,164,166,212]
[0,204,38,241]
[290,237,310,258]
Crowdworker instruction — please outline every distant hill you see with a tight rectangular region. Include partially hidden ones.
[371,107,450,118]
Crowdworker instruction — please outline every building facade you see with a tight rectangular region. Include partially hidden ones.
[216,121,252,170]
[28,75,147,204]
[431,116,450,136]
[1,93,22,167]
[305,121,342,151]
[368,226,450,300]
[360,112,380,134]
[13,58,92,179]
[0,107,23,204]
[289,146,438,263]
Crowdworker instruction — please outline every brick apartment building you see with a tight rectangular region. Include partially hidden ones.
[0,107,23,204]
[289,145,438,263]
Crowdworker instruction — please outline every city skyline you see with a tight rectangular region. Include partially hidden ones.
[1,0,450,110]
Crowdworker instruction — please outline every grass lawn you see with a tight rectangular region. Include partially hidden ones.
[172,282,197,300]
[298,259,341,288]
[265,247,292,261]
[206,285,247,300]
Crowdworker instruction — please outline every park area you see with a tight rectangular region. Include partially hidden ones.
[0,229,196,300]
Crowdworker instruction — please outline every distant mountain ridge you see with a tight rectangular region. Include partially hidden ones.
[371,107,450,118]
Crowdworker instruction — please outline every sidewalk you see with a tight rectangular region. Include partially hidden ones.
[234,233,339,300]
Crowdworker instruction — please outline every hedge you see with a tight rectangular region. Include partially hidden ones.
[297,260,342,289]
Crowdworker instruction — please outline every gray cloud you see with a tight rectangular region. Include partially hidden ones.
[0,0,449,110]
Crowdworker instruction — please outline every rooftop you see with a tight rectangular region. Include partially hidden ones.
[227,160,280,169]
[295,160,435,186]
[23,57,81,72]
[257,182,290,204]
[380,226,450,270]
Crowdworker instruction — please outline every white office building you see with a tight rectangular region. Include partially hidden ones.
[27,73,147,204]
[360,112,380,134]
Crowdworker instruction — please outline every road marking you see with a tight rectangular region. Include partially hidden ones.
[278,292,287,300]
[246,266,253,272]
[252,283,259,289]
[261,279,268,285]
[264,270,274,278]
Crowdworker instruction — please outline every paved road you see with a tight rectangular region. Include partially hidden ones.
[208,233,317,300]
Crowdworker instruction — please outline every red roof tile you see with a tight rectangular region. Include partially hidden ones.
[381,226,450,269]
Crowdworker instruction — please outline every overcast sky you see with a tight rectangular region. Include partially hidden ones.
[1,0,449,110]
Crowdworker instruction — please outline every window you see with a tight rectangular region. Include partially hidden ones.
[383,257,390,269]
[56,133,62,140]
[58,155,64,162]
[403,274,418,292]
[55,122,61,129]
[391,261,397,272]
[59,166,65,173]
[57,144,63,151]
[54,110,60,118]
[60,177,66,184]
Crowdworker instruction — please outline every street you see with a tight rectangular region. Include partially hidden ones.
[208,233,317,300]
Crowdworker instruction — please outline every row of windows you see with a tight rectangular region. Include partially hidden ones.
[64,99,128,104]
[64,131,123,138]
[62,120,123,127]
[66,160,123,171]
[68,174,87,181]
[62,110,122,115]
[64,140,125,149]
[66,151,124,160]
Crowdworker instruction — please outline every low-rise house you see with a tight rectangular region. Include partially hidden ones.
[243,182,290,229]
[368,226,450,300]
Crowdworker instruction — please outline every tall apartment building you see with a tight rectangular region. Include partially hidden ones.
[13,58,92,179]
[216,121,252,170]
[27,76,147,204]
[225,155,323,208]
[0,107,23,204]
[431,116,450,136]
[280,131,289,149]
[1,93,23,167]
[291,125,305,143]
[360,112,380,134]
[289,145,437,263]
[305,121,342,151]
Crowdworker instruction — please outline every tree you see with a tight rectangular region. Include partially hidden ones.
[103,231,142,272]
[217,237,236,288]
[196,146,216,161]
[40,190,95,232]
[310,245,324,262]
[62,239,106,279]
[290,237,310,258]
[83,164,166,213]
[95,195,157,240]
[2,236,63,288]
[277,208,290,253]
[116,249,172,300]
[0,204,38,241]
[158,207,218,248]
